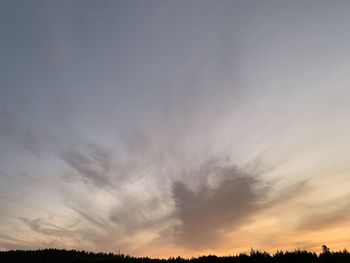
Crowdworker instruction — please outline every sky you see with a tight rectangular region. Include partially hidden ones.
[1,0,350,258]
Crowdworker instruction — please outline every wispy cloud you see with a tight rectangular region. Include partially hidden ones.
[297,195,350,231]
[18,217,73,237]
[0,113,43,156]
[60,144,112,186]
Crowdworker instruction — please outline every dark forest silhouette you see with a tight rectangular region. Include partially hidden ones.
[1,246,350,263]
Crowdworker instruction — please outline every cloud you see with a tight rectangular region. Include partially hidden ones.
[170,160,270,249]
[297,196,350,231]
[72,208,111,231]
[265,179,309,207]
[0,113,43,156]
[60,143,112,186]
[18,217,73,237]
[109,197,173,233]
[59,153,310,252]
[0,237,34,250]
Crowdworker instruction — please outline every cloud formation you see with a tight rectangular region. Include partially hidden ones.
[18,217,73,237]
[60,144,112,186]
[0,113,43,156]
[2,0,350,256]
[171,161,270,249]
[297,196,350,231]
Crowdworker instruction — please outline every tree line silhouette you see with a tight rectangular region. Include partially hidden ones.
[0,246,349,263]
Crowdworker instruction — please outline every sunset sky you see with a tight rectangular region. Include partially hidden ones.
[1,0,350,258]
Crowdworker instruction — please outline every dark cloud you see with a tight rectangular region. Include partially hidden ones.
[60,144,112,186]
[170,161,270,249]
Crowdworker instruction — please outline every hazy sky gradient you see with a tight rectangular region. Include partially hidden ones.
[1,0,350,258]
